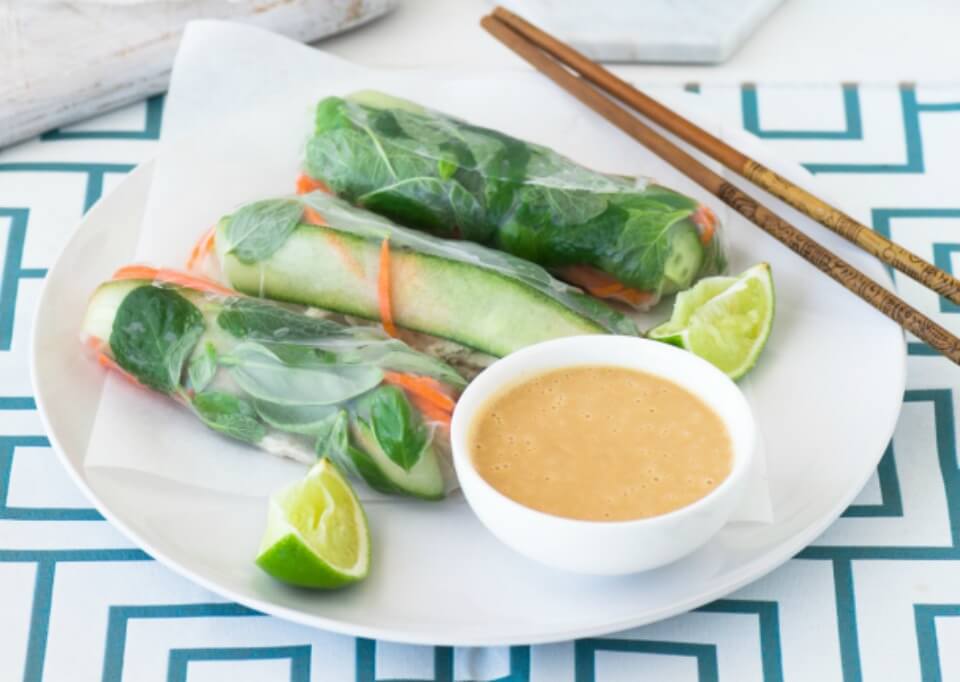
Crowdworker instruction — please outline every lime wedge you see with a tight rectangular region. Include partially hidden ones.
[648,263,775,380]
[256,458,370,588]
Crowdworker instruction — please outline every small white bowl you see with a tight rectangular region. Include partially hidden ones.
[450,335,756,575]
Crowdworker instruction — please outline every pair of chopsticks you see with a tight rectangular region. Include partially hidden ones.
[481,7,960,365]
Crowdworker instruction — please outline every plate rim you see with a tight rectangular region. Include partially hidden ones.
[31,157,907,647]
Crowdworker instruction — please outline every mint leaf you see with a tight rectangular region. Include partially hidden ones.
[225,198,303,264]
[192,391,266,444]
[109,286,205,392]
[188,342,218,393]
[357,385,427,471]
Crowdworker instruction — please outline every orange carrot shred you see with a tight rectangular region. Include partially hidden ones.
[414,399,452,427]
[324,232,366,279]
[111,265,239,297]
[378,238,399,338]
[296,173,331,195]
[86,335,145,389]
[692,205,717,246]
[383,371,457,413]
[302,207,327,226]
[186,225,217,271]
[558,265,654,307]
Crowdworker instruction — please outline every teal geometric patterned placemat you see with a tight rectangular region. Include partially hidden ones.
[2,83,959,681]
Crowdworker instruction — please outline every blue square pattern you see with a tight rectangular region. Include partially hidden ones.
[2,84,960,681]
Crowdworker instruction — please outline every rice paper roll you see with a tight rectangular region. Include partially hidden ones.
[192,192,638,359]
[82,267,465,500]
[301,91,726,309]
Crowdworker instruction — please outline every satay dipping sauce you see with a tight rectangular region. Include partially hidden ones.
[468,366,733,522]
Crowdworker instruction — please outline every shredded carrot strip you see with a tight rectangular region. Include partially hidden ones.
[558,265,654,307]
[186,225,217,271]
[323,231,366,279]
[605,287,655,307]
[111,265,239,297]
[692,205,717,246]
[85,336,144,388]
[302,207,327,226]
[383,371,457,413]
[296,173,331,195]
[378,238,399,338]
[412,398,452,427]
[585,281,629,298]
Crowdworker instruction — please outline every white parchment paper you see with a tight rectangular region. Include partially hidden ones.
[83,21,772,521]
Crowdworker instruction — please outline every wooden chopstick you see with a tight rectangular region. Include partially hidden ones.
[489,6,960,307]
[480,10,960,365]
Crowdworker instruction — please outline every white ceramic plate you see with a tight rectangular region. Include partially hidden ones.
[33,143,905,646]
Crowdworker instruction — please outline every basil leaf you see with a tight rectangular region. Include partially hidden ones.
[357,385,427,471]
[315,411,361,480]
[224,342,383,406]
[253,400,339,436]
[377,342,467,388]
[192,391,266,444]
[225,198,303,264]
[109,286,205,393]
[188,342,218,393]
[216,298,348,342]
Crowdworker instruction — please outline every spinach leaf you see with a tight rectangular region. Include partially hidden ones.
[306,128,394,198]
[109,286,205,393]
[188,342,218,393]
[224,342,383,406]
[216,298,348,342]
[224,198,303,264]
[356,385,427,471]
[518,184,608,227]
[610,207,692,291]
[192,391,266,444]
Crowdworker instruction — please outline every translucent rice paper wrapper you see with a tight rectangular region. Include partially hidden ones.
[83,271,465,499]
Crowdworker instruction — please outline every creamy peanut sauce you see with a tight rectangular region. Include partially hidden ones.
[469,366,732,521]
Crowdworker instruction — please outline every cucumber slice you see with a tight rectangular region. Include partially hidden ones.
[82,280,142,342]
[662,223,705,294]
[349,419,444,500]
[218,223,620,357]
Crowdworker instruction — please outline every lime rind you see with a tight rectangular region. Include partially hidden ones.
[256,458,370,588]
[649,263,774,380]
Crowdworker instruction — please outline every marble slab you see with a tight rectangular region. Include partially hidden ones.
[495,0,784,63]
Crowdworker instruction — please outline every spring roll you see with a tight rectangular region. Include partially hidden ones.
[191,192,639,359]
[300,91,726,309]
[82,267,467,500]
